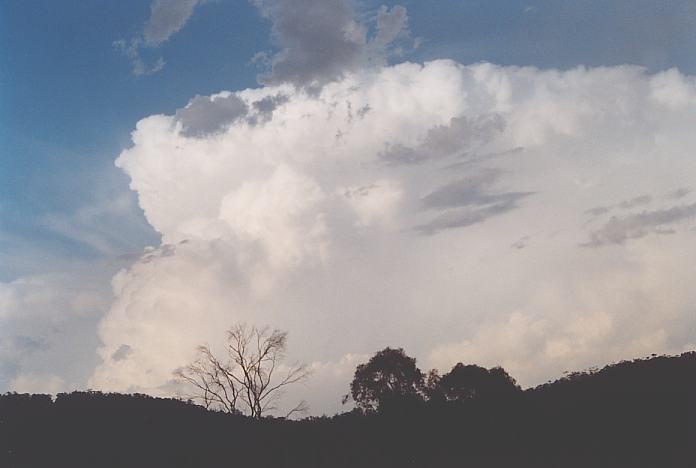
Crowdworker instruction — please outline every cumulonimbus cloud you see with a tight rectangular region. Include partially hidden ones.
[87,59,696,415]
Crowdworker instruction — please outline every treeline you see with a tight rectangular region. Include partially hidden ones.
[1,351,695,468]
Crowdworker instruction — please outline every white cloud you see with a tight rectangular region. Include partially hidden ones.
[89,61,696,415]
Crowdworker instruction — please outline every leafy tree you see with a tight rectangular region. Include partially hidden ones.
[430,363,521,403]
[175,324,310,418]
[344,347,425,411]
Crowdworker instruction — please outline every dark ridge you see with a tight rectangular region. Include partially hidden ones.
[1,352,694,468]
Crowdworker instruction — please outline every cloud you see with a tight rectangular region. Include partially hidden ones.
[618,194,652,210]
[143,0,201,46]
[116,0,204,76]
[417,168,533,234]
[175,94,249,137]
[251,93,291,123]
[254,0,410,88]
[111,344,133,362]
[380,115,505,165]
[583,202,696,247]
[114,39,166,77]
[511,236,529,250]
[416,197,528,235]
[89,62,696,415]
[586,206,611,217]
[1,270,112,393]
[9,374,67,395]
[585,194,654,220]
[668,187,690,200]
[429,236,696,386]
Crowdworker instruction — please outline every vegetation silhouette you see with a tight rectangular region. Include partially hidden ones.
[174,324,310,418]
[344,347,425,412]
[1,350,694,467]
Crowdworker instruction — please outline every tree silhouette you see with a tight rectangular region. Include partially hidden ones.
[429,363,521,403]
[175,324,310,418]
[344,347,425,412]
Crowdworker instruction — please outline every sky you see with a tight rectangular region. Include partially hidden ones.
[2,0,696,415]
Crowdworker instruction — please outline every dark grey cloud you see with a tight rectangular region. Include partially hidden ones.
[176,94,249,137]
[417,169,533,235]
[583,202,696,247]
[381,115,504,165]
[254,0,410,87]
[143,0,202,46]
[176,93,293,135]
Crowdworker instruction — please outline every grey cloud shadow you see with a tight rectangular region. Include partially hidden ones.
[175,95,249,137]
[586,193,653,219]
[511,235,530,250]
[380,115,505,166]
[111,344,133,362]
[442,146,524,171]
[0,335,51,387]
[416,168,534,235]
[667,187,691,200]
[176,93,291,137]
[582,202,696,247]
[416,199,527,235]
[618,194,652,210]
[249,93,291,125]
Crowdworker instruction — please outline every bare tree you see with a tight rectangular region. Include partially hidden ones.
[175,324,311,419]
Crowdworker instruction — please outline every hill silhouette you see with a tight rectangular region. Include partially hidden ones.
[1,351,694,467]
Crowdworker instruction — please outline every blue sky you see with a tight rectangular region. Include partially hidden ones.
[2,0,696,413]
[1,0,268,278]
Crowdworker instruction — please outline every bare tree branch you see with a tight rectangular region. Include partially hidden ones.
[174,323,311,418]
